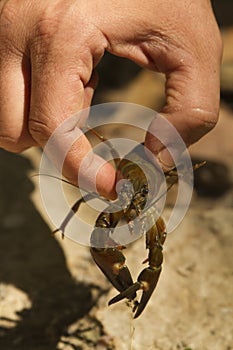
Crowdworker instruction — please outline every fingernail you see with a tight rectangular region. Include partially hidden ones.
[96,161,117,199]
[157,148,175,171]
[78,153,116,199]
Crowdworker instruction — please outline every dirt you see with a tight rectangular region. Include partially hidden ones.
[1,4,233,350]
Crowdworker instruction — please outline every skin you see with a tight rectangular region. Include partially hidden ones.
[0,0,222,198]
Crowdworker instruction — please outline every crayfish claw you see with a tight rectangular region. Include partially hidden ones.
[109,266,162,318]
[108,282,141,306]
[52,228,64,239]
[133,267,161,318]
[90,247,135,294]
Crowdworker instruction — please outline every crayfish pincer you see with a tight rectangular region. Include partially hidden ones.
[52,132,193,318]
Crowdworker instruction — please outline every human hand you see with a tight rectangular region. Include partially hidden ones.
[0,0,222,198]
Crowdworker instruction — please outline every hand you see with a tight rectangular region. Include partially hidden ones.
[0,0,222,197]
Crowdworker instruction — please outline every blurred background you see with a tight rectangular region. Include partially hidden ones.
[0,1,233,349]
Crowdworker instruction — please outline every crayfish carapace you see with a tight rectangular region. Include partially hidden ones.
[52,128,200,318]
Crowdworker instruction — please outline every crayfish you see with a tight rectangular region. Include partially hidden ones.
[52,128,188,318]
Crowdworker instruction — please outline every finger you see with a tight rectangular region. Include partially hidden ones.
[145,56,222,170]
[145,30,222,169]
[29,36,116,198]
[0,53,36,152]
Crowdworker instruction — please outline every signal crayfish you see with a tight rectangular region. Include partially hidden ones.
[52,128,192,319]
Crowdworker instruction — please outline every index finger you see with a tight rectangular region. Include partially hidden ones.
[28,33,116,198]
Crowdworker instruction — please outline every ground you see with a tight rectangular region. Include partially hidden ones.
[0,4,233,350]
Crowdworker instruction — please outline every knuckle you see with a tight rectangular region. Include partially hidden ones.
[204,115,218,131]
[0,2,22,55]
[29,117,51,144]
[31,21,58,62]
[0,0,26,56]
[0,134,26,153]
[32,3,75,46]
[199,116,218,131]
[191,110,219,135]
[34,16,58,44]
[30,5,72,66]
[31,2,86,51]
[0,1,18,28]
[30,6,63,58]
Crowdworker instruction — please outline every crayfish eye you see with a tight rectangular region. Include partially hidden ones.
[141,185,149,195]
